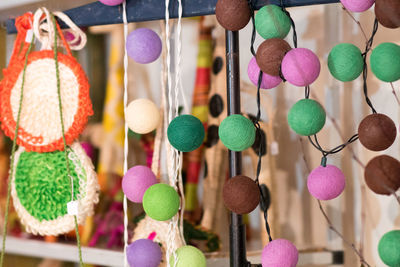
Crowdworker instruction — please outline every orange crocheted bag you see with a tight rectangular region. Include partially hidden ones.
[0,13,93,152]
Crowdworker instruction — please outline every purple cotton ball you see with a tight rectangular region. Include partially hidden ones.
[262,239,299,267]
[281,48,321,87]
[80,142,94,160]
[122,165,157,203]
[340,0,375,12]
[127,239,162,267]
[98,0,124,6]
[247,57,282,89]
[126,28,162,64]
[307,164,346,200]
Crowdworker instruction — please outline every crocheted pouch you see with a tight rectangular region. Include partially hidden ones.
[0,12,93,152]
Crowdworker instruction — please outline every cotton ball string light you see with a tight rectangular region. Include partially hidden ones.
[126,28,162,64]
[215,0,251,31]
[340,0,375,12]
[98,0,124,6]
[167,114,205,152]
[281,48,321,86]
[255,5,291,40]
[219,114,255,151]
[247,57,281,89]
[142,183,180,221]
[375,0,400,29]
[256,38,292,76]
[261,239,299,267]
[378,230,400,267]
[126,99,160,134]
[370,42,400,82]
[127,238,162,267]
[328,43,364,82]
[223,175,260,214]
[307,164,345,200]
[358,113,397,151]
[364,155,400,195]
[287,99,326,136]
[169,245,206,267]
[122,165,157,203]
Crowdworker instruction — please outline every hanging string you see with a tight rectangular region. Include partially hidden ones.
[307,133,359,158]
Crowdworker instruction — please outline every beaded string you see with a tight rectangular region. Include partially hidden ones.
[0,27,35,267]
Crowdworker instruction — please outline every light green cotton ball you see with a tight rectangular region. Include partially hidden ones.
[328,43,364,82]
[370,42,400,82]
[219,114,255,151]
[287,99,326,136]
[142,183,180,221]
[170,246,206,267]
[378,230,400,267]
[255,4,291,39]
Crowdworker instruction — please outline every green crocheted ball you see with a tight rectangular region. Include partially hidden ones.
[169,245,206,267]
[143,183,180,221]
[287,99,326,136]
[255,5,291,39]
[378,230,400,267]
[167,114,205,152]
[370,42,400,82]
[15,149,84,221]
[219,114,255,151]
[328,43,364,82]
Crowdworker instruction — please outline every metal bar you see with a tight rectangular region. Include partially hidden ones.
[6,0,340,33]
[225,29,246,267]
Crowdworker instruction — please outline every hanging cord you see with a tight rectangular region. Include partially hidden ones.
[51,14,83,267]
[0,29,35,267]
[307,133,359,159]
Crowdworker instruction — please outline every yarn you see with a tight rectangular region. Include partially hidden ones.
[126,28,162,64]
[261,239,299,267]
[169,245,206,267]
[358,113,397,151]
[364,155,400,195]
[287,99,326,136]
[281,48,321,86]
[247,57,281,89]
[167,114,205,152]
[122,165,157,203]
[255,5,291,39]
[307,164,346,200]
[328,43,364,82]
[80,142,95,160]
[223,175,260,214]
[378,230,400,267]
[375,0,400,29]
[126,238,162,267]
[219,114,255,151]
[142,184,180,221]
[256,38,292,76]
[98,0,124,6]
[126,98,160,134]
[370,42,400,82]
[215,0,251,31]
[340,0,375,12]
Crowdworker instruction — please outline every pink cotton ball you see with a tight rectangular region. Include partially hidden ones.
[340,0,375,12]
[122,165,157,203]
[98,0,124,6]
[281,48,321,87]
[262,239,299,267]
[247,57,282,89]
[307,164,346,200]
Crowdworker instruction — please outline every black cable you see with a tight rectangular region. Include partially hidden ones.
[307,133,359,157]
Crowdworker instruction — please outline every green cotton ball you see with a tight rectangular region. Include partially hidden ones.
[370,42,400,82]
[170,246,206,267]
[219,114,255,151]
[143,184,180,221]
[167,114,205,152]
[378,230,400,267]
[255,4,291,39]
[328,43,364,82]
[287,99,326,136]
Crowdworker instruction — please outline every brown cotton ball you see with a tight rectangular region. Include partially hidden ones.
[223,175,260,214]
[375,0,400,29]
[215,0,251,31]
[256,38,292,76]
[364,155,400,195]
[358,113,397,151]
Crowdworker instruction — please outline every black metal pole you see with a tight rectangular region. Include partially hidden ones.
[225,30,247,267]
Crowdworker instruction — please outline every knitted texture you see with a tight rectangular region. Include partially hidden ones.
[167,114,205,152]
[328,43,363,82]
[261,239,298,267]
[375,0,400,29]
[127,239,162,267]
[126,28,162,64]
[215,0,251,31]
[307,165,346,200]
[219,114,255,151]
[126,98,160,134]
[169,245,206,267]
[340,0,374,12]
[122,165,157,203]
[364,155,400,195]
[378,230,400,267]
[256,38,292,76]
[223,175,260,214]
[255,5,291,39]
[143,184,180,221]
[370,42,400,82]
[287,99,326,136]
[247,57,281,89]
